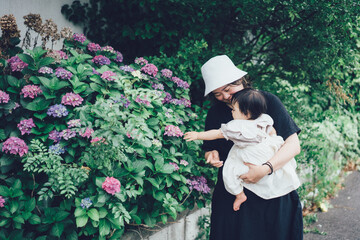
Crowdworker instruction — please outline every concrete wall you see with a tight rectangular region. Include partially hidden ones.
[122,207,211,240]
[0,0,84,49]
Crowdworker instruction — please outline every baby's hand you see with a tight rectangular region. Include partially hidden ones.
[184,132,199,141]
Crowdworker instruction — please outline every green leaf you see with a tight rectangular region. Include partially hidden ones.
[29,76,41,84]
[146,178,159,189]
[144,213,156,227]
[6,75,21,88]
[29,214,41,225]
[38,57,54,67]
[76,215,89,228]
[155,158,164,172]
[33,112,48,120]
[55,211,70,222]
[95,177,106,188]
[87,208,100,222]
[74,208,87,217]
[99,219,111,236]
[161,164,175,174]
[10,201,19,214]
[51,222,64,237]
[90,83,102,93]
[20,97,51,111]
[0,219,9,227]
[12,179,22,189]
[17,53,34,65]
[0,185,10,197]
[12,215,25,224]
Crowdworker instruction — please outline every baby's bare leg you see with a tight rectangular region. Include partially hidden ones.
[233,191,247,211]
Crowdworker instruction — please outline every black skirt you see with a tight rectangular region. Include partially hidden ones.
[210,184,303,240]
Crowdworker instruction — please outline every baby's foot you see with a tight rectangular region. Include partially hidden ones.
[233,193,247,211]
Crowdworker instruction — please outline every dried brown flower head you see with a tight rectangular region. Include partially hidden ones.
[0,14,20,38]
[60,27,73,40]
[23,13,43,33]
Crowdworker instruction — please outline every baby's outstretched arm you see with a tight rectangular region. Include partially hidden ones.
[184,129,224,141]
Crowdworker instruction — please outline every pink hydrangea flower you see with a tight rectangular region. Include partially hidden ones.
[141,63,158,77]
[101,71,117,81]
[0,90,10,103]
[67,119,81,128]
[21,85,43,99]
[90,137,106,144]
[169,162,179,171]
[7,56,28,72]
[102,177,121,195]
[180,159,189,166]
[48,130,62,142]
[164,125,184,137]
[135,96,150,106]
[2,137,28,157]
[79,128,94,138]
[92,55,110,65]
[73,33,87,43]
[38,66,53,74]
[17,118,35,135]
[101,46,115,53]
[0,196,5,207]
[61,92,83,107]
[161,69,173,78]
[134,57,148,65]
[171,77,190,89]
[87,42,101,52]
[61,129,77,140]
[55,67,73,80]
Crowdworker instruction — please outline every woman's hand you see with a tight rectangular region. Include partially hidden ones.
[239,163,269,184]
[184,132,199,141]
[205,150,223,168]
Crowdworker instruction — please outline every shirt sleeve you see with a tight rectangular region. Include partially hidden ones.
[262,91,301,140]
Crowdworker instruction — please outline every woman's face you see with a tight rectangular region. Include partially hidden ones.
[212,84,244,104]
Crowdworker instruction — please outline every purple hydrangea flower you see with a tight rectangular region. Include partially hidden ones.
[61,92,83,107]
[73,33,87,43]
[141,63,158,77]
[101,71,117,81]
[7,56,28,72]
[112,95,130,108]
[48,130,62,142]
[120,65,135,72]
[61,129,76,140]
[164,125,184,137]
[17,118,36,135]
[92,55,111,65]
[49,143,65,155]
[38,66,53,74]
[57,50,68,60]
[80,197,93,209]
[169,162,179,171]
[67,119,81,128]
[135,96,150,106]
[92,68,100,75]
[2,137,28,157]
[134,57,148,65]
[162,91,172,104]
[171,77,190,89]
[170,98,191,107]
[87,43,101,52]
[152,83,164,90]
[47,104,69,118]
[55,67,73,80]
[0,196,5,207]
[161,69,173,78]
[187,176,211,194]
[21,85,43,99]
[0,90,10,103]
[114,51,123,63]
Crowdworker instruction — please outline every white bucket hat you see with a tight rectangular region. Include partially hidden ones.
[201,55,247,96]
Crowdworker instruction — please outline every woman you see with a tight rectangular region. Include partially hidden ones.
[201,55,303,240]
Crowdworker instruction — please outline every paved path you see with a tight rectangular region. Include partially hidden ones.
[304,170,360,240]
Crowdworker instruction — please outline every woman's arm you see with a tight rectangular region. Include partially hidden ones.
[184,129,224,141]
[240,133,301,183]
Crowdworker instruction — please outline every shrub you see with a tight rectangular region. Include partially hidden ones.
[0,14,214,239]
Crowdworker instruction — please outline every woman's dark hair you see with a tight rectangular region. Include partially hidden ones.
[207,75,252,102]
[231,88,267,120]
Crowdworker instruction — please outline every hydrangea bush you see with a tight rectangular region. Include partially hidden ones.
[0,14,213,239]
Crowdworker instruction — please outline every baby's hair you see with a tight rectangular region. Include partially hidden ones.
[231,88,267,120]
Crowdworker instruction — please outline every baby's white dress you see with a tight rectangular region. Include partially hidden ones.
[221,114,301,199]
